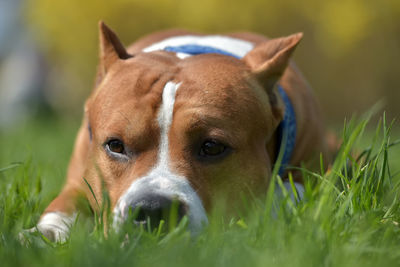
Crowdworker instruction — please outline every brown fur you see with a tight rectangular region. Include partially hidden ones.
[43,22,332,220]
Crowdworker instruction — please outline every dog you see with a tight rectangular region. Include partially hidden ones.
[28,22,332,242]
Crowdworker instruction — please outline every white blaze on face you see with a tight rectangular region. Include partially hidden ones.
[157,82,179,170]
[113,81,208,233]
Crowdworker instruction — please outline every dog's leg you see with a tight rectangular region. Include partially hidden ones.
[23,121,90,243]
[34,186,82,243]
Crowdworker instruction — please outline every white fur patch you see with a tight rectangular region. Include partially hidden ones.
[293,182,305,200]
[278,181,305,202]
[113,81,208,233]
[143,35,254,59]
[37,212,76,242]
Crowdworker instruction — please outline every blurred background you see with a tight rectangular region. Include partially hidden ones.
[1,0,399,128]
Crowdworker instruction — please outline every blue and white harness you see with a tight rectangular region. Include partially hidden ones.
[144,37,297,177]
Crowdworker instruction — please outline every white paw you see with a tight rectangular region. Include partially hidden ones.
[20,212,76,244]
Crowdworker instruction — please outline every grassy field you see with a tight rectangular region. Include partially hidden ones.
[1,114,400,267]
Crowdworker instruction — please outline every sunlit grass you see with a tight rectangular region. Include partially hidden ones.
[1,114,400,267]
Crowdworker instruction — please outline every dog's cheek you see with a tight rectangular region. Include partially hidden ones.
[192,157,257,211]
[81,157,126,211]
[226,153,270,201]
[95,150,130,182]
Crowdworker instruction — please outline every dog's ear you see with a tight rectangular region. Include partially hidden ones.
[242,33,303,118]
[98,21,131,76]
[243,33,303,89]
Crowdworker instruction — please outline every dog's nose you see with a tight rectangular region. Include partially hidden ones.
[130,194,187,230]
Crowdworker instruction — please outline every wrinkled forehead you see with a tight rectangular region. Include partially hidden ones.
[175,55,273,129]
[89,52,271,129]
[176,55,257,104]
[95,52,180,98]
[89,52,178,120]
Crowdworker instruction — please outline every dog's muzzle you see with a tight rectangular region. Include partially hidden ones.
[129,193,187,230]
[113,171,208,233]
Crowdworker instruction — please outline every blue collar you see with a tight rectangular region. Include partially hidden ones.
[275,85,296,176]
[163,44,296,176]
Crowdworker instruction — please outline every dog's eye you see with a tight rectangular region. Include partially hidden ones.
[106,139,125,154]
[199,139,227,157]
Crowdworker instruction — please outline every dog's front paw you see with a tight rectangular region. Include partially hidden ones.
[19,212,76,245]
[18,227,40,246]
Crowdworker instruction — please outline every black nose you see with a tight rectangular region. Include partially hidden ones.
[130,194,187,230]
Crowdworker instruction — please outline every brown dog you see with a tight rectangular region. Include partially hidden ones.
[29,22,332,242]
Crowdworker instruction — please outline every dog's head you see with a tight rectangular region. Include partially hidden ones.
[82,22,302,232]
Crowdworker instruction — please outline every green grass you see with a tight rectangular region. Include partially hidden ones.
[1,114,400,267]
